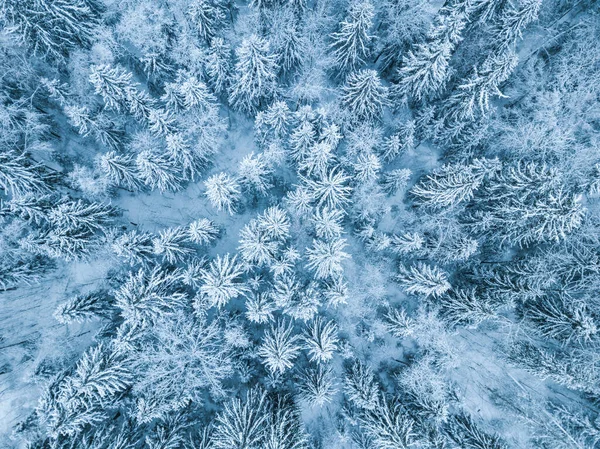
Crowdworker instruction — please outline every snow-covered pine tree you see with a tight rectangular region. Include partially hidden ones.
[200,254,248,308]
[1,0,101,61]
[411,158,501,209]
[0,151,51,197]
[298,364,337,407]
[381,168,412,195]
[329,0,375,72]
[258,319,301,374]
[54,291,111,324]
[306,238,350,279]
[341,70,389,121]
[238,152,273,196]
[212,389,268,449]
[302,168,353,209]
[205,38,232,96]
[396,262,451,297]
[303,317,339,363]
[344,360,379,410]
[204,172,241,214]
[188,218,219,245]
[111,230,155,266]
[136,150,182,192]
[229,35,279,114]
[95,151,141,191]
[445,50,518,120]
[312,207,344,240]
[152,226,195,263]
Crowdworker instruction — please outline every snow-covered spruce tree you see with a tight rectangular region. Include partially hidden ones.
[48,200,116,234]
[303,316,339,363]
[246,293,276,324]
[0,256,48,291]
[389,232,424,255]
[238,220,278,267]
[275,24,305,77]
[265,396,309,449]
[136,150,182,192]
[289,122,317,163]
[445,50,518,121]
[439,289,499,328]
[381,168,412,195]
[134,313,234,407]
[186,0,227,43]
[447,412,507,449]
[312,207,344,240]
[114,267,187,326]
[188,218,219,245]
[95,151,141,191]
[258,319,301,374]
[37,343,131,438]
[298,364,337,407]
[229,35,279,114]
[200,254,248,308]
[470,162,585,246]
[306,238,350,280]
[54,291,111,324]
[259,101,292,140]
[329,0,375,72]
[495,0,541,48]
[205,172,241,214]
[380,121,415,162]
[257,206,291,241]
[212,389,268,449]
[341,70,389,121]
[111,230,155,266]
[395,40,452,103]
[3,193,53,225]
[152,226,195,264]
[396,262,451,298]
[358,397,418,449]
[345,360,379,410]
[1,0,101,61]
[0,151,51,197]
[525,295,598,345]
[394,0,469,103]
[89,65,153,118]
[302,168,353,209]
[238,152,273,196]
[298,142,336,178]
[411,158,501,209]
[353,152,382,184]
[205,37,232,96]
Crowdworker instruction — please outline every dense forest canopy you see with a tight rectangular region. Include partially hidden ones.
[1,0,600,448]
